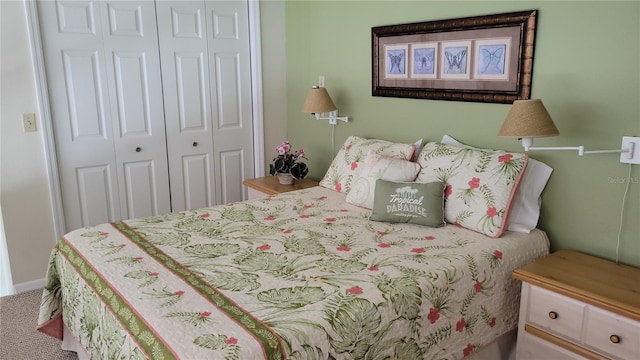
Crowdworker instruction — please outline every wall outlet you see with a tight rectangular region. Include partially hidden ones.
[620,136,640,164]
[22,113,37,132]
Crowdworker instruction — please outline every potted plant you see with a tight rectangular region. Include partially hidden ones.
[269,140,309,184]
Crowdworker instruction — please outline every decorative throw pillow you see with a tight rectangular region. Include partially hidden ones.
[370,179,446,228]
[441,135,553,233]
[319,136,415,194]
[346,151,421,209]
[415,142,528,238]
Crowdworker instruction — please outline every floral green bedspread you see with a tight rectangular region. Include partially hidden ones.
[38,186,549,359]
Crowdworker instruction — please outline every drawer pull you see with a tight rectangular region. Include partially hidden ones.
[135,147,142,152]
[548,311,558,320]
[610,334,621,344]
[193,142,198,147]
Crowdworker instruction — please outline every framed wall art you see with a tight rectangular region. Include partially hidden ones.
[372,10,538,104]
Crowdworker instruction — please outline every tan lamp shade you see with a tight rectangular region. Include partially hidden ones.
[302,87,337,113]
[498,99,560,138]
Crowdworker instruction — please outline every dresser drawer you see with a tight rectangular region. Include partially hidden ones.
[517,330,586,360]
[584,306,640,360]
[527,285,586,342]
[247,187,267,200]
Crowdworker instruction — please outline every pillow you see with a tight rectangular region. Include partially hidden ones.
[370,179,446,228]
[441,135,553,233]
[319,136,415,194]
[411,139,424,162]
[346,151,421,209]
[415,142,528,238]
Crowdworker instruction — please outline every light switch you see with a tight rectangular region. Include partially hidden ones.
[22,113,37,132]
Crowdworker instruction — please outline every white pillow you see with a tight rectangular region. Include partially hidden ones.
[440,135,553,233]
[411,139,424,162]
[346,151,421,209]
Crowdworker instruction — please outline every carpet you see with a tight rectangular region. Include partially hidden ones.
[0,289,78,360]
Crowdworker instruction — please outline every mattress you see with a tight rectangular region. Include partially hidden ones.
[37,186,549,359]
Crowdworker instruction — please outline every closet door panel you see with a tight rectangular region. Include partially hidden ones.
[63,50,109,140]
[76,165,118,227]
[55,0,97,34]
[156,1,216,212]
[182,154,212,210]
[219,150,243,205]
[175,52,208,130]
[206,1,254,203]
[112,51,151,135]
[38,0,121,231]
[212,53,241,128]
[123,160,160,218]
[102,0,171,220]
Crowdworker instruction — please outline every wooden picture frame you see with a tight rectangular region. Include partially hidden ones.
[372,10,538,104]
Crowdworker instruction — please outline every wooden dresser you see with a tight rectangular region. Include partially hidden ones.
[512,250,640,359]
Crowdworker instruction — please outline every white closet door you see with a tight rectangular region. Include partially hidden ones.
[37,0,171,231]
[157,0,254,210]
[156,0,216,211]
[206,0,254,204]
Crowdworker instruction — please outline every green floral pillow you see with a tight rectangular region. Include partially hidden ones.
[319,136,415,194]
[346,152,421,209]
[370,180,446,227]
[415,142,528,238]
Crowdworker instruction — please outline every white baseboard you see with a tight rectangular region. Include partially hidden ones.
[14,278,44,293]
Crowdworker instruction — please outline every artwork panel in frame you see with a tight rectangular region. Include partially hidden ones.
[474,38,511,80]
[411,43,438,79]
[372,10,538,104]
[441,41,472,80]
[384,44,409,79]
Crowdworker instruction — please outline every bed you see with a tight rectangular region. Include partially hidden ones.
[37,136,551,359]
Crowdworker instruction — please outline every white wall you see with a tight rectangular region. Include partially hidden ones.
[0,0,287,290]
[1,0,58,289]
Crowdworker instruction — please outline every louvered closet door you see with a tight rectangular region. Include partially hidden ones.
[38,0,171,231]
[156,0,254,210]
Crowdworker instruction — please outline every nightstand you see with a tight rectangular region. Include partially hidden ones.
[243,176,319,200]
[512,250,640,360]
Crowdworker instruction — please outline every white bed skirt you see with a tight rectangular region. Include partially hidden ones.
[62,324,89,360]
[62,323,516,360]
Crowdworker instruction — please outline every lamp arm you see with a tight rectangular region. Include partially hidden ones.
[526,145,584,154]
[522,138,634,157]
[316,110,349,125]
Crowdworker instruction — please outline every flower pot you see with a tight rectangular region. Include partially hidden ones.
[277,173,294,185]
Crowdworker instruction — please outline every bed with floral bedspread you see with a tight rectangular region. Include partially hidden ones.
[37,186,549,359]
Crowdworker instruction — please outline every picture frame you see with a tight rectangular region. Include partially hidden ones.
[372,10,538,104]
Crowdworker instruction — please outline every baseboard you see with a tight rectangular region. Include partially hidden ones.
[14,278,44,293]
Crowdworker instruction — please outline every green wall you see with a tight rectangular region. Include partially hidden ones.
[285,1,640,266]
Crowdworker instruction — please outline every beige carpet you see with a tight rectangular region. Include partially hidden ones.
[0,289,78,360]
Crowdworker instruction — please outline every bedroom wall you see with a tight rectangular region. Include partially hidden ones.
[1,0,58,289]
[285,1,640,266]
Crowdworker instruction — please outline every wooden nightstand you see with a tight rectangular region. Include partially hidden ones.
[243,176,319,200]
[512,250,640,360]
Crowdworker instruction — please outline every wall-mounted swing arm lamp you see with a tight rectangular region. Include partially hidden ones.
[498,99,639,163]
[301,86,349,125]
